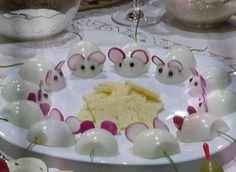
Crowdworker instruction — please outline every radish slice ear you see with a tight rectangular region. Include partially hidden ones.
[27,93,37,102]
[131,49,149,64]
[65,116,81,134]
[40,103,50,116]
[168,60,183,72]
[55,60,65,71]
[125,122,148,142]
[187,106,197,115]
[49,108,64,121]
[153,117,169,132]
[80,120,95,134]
[202,92,208,112]
[88,51,106,65]
[173,116,184,130]
[152,55,165,65]
[0,159,10,172]
[100,120,118,135]
[190,68,199,76]
[67,54,85,71]
[45,70,52,85]
[108,47,126,64]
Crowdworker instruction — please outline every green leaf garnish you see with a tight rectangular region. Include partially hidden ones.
[134,10,142,43]
[17,137,37,159]
[73,32,83,41]
[89,150,95,162]
[0,118,8,122]
[164,151,179,172]
[0,63,24,68]
[217,130,236,142]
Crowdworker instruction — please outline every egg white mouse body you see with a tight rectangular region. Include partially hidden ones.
[188,66,232,97]
[152,46,196,84]
[67,40,106,78]
[1,79,51,107]
[108,42,151,78]
[27,119,76,147]
[174,112,229,142]
[75,128,119,157]
[133,129,180,159]
[19,57,66,92]
[7,158,48,172]
[0,100,45,129]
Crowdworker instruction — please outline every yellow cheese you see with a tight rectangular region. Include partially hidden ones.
[125,80,161,101]
[78,81,163,130]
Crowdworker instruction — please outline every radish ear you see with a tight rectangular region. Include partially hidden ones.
[168,60,183,72]
[88,51,106,64]
[131,49,149,64]
[49,108,64,121]
[190,68,199,76]
[40,103,50,116]
[55,60,65,71]
[202,92,208,112]
[108,47,126,64]
[27,93,37,102]
[45,70,52,85]
[67,54,85,71]
[152,55,165,65]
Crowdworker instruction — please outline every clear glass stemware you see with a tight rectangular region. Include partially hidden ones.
[111,0,163,27]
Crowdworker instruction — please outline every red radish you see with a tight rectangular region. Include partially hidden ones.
[125,122,148,142]
[40,103,51,116]
[0,158,10,172]
[187,106,197,115]
[173,116,184,130]
[80,120,95,134]
[65,116,81,134]
[48,108,64,121]
[203,143,211,161]
[153,117,169,132]
[100,120,118,135]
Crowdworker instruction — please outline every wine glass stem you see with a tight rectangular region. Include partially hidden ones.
[133,0,144,8]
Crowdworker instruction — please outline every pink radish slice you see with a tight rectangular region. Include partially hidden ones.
[80,120,95,134]
[49,108,64,121]
[187,106,197,115]
[100,120,118,135]
[65,116,81,134]
[125,122,149,142]
[173,115,184,130]
[153,117,169,132]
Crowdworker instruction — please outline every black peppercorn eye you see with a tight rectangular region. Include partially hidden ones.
[81,65,85,70]
[53,76,58,81]
[119,63,122,67]
[189,77,193,83]
[130,62,135,67]
[43,93,48,99]
[90,65,95,71]
[59,71,63,76]
[158,68,163,74]
[168,71,173,77]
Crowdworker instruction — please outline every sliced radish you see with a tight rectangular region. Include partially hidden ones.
[65,116,81,134]
[0,158,10,172]
[125,122,149,142]
[173,115,184,130]
[100,120,118,135]
[49,108,64,121]
[153,117,169,132]
[187,106,197,115]
[80,120,95,134]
